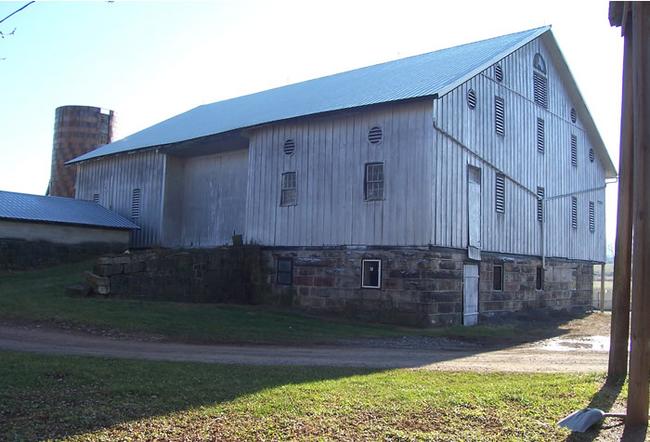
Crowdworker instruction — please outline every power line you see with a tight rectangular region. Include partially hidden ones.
[0,1,35,26]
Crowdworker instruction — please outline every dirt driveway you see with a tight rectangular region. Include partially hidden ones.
[0,324,609,372]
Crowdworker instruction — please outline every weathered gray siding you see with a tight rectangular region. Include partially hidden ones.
[75,150,165,247]
[245,100,434,246]
[432,37,607,262]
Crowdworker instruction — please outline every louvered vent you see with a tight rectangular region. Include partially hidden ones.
[589,201,595,232]
[570,107,577,123]
[589,148,595,162]
[533,72,548,108]
[495,64,503,82]
[92,193,100,204]
[131,188,141,220]
[283,139,296,155]
[536,118,545,154]
[494,96,505,136]
[536,187,545,222]
[571,196,578,230]
[495,173,505,213]
[368,126,383,144]
[571,135,578,167]
[467,89,477,109]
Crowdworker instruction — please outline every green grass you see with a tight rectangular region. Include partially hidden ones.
[0,351,626,441]
[0,261,544,345]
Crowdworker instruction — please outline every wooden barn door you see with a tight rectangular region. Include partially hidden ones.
[463,264,479,326]
[467,166,482,261]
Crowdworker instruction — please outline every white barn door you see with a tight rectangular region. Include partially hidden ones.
[467,166,481,261]
[463,264,479,326]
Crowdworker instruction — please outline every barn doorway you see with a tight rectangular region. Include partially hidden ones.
[467,166,481,261]
[463,264,479,326]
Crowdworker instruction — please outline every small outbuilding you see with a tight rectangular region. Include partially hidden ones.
[0,190,139,269]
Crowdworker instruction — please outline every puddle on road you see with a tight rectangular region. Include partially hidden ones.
[533,335,610,352]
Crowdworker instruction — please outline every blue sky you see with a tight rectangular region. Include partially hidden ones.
[0,0,623,246]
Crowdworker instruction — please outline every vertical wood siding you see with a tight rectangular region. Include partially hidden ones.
[75,150,165,247]
[245,101,434,246]
[432,37,607,262]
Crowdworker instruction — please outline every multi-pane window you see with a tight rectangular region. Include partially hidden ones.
[131,188,141,220]
[364,163,384,201]
[495,173,505,213]
[571,135,578,167]
[536,118,545,154]
[493,265,503,291]
[536,187,545,222]
[589,201,595,233]
[280,172,297,206]
[276,257,293,285]
[362,259,382,289]
[495,96,505,136]
[571,196,578,230]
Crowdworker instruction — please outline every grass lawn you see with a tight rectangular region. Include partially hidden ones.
[0,261,555,345]
[0,351,627,441]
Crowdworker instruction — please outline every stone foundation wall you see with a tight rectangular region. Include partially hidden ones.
[0,238,126,271]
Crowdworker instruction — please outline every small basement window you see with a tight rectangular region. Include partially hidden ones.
[280,172,297,206]
[276,257,293,285]
[361,259,382,289]
[536,266,544,290]
[493,265,503,291]
[364,162,384,201]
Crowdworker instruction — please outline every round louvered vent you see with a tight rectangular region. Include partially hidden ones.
[368,126,383,144]
[283,139,296,155]
[589,148,595,162]
[467,89,477,109]
[570,107,577,123]
[495,65,503,82]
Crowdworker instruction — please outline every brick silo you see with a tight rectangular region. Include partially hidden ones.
[48,105,115,197]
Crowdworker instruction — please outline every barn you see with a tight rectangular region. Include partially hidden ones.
[68,26,615,325]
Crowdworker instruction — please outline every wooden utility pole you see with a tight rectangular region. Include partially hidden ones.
[627,1,650,426]
[607,1,633,382]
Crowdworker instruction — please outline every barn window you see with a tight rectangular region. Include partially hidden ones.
[536,118,545,154]
[467,89,477,109]
[533,53,548,109]
[536,187,545,222]
[570,107,577,123]
[495,173,505,214]
[571,196,578,230]
[571,134,578,167]
[131,188,141,220]
[495,64,504,82]
[276,257,293,285]
[361,259,381,289]
[589,201,595,233]
[494,96,505,136]
[536,266,544,290]
[368,126,383,144]
[283,139,296,156]
[589,148,595,163]
[364,162,384,201]
[493,265,503,291]
[280,172,297,206]
[92,193,100,204]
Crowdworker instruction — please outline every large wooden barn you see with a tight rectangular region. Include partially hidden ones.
[69,26,615,325]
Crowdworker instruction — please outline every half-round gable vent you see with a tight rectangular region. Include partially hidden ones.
[467,89,477,109]
[495,65,504,82]
[589,148,595,162]
[283,139,296,155]
[570,107,577,123]
[533,53,547,75]
[368,126,383,144]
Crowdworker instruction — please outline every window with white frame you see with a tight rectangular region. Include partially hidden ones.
[364,163,384,201]
[280,172,297,206]
[361,259,382,289]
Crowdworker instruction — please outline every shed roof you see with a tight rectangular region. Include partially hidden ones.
[68,26,616,178]
[0,191,140,230]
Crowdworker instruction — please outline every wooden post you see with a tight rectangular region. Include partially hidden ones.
[627,1,650,426]
[600,263,605,313]
[608,1,634,382]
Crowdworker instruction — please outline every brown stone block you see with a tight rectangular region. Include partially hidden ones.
[313,276,335,287]
[293,276,314,286]
[297,267,316,276]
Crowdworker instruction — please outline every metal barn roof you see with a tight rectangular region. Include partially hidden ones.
[69,26,549,164]
[0,191,140,230]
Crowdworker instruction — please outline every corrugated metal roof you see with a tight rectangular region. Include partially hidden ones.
[0,191,140,230]
[69,26,549,164]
